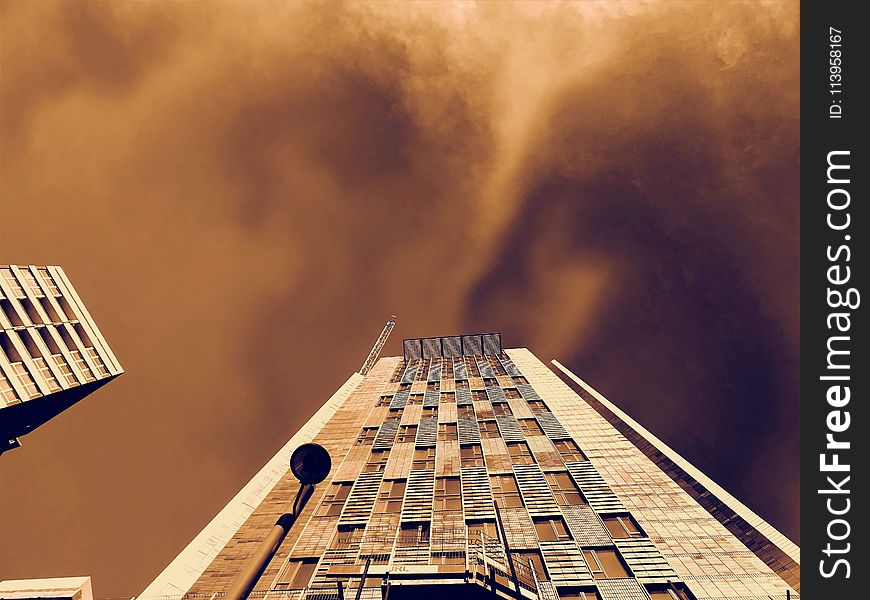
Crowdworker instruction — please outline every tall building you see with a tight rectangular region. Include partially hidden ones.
[141,330,799,600]
[0,265,122,453]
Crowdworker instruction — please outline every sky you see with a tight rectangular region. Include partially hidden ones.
[0,1,799,596]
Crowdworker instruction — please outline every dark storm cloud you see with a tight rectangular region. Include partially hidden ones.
[0,1,798,595]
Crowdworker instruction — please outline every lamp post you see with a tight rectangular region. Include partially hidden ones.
[224,443,331,600]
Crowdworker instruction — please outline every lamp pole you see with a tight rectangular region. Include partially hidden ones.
[224,443,331,600]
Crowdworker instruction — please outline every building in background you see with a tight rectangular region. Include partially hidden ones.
[0,265,122,453]
[140,330,799,600]
[0,578,93,600]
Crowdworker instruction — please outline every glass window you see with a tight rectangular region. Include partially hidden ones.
[384,409,403,422]
[527,400,548,414]
[491,474,523,508]
[376,395,392,407]
[407,394,423,405]
[397,523,430,547]
[355,427,378,446]
[317,482,353,516]
[507,442,535,465]
[518,419,544,436]
[440,391,455,403]
[492,402,512,416]
[545,471,585,505]
[479,420,500,438]
[434,477,461,511]
[458,405,475,418]
[412,447,435,470]
[438,423,458,441]
[511,551,547,580]
[602,514,643,539]
[11,362,40,398]
[397,425,418,443]
[364,450,389,473]
[534,518,572,542]
[512,376,528,385]
[554,439,586,462]
[468,521,499,543]
[504,388,522,399]
[0,372,20,404]
[375,479,406,513]
[460,445,485,467]
[582,548,631,579]
[32,357,61,392]
[281,558,318,589]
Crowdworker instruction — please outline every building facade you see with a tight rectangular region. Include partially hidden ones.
[140,333,799,600]
[0,265,122,453]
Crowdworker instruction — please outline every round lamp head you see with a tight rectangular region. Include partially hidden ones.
[290,443,331,484]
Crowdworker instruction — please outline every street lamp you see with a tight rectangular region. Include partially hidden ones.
[224,443,332,600]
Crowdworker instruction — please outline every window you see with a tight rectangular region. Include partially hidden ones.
[355,427,378,446]
[18,270,43,296]
[582,548,631,579]
[397,523,430,547]
[376,395,392,407]
[507,442,535,465]
[554,439,586,462]
[412,447,435,470]
[438,423,458,441]
[1,270,25,298]
[280,558,318,589]
[545,472,584,505]
[646,585,695,600]
[511,551,547,580]
[518,419,544,436]
[375,479,406,513]
[527,400,548,414]
[317,482,353,516]
[602,514,643,538]
[336,526,365,547]
[434,477,461,511]
[479,420,500,438]
[468,521,499,543]
[492,402,512,416]
[69,350,95,382]
[427,381,439,390]
[11,362,40,398]
[0,373,20,405]
[512,376,528,385]
[472,390,488,402]
[460,445,485,468]
[534,517,572,542]
[482,377,497,386]
[51,355,77,385]
[364,450,389,473]
[422,405,438,417]
[396,425,417,443]
[384,409,403,422]
[491,474,523,508]
[32,357,60,392]
[458,405,475,418]
[407,394,423,405]
[440,391,455,403]
[556,588,602,600]
[37,268,61,296]
[504,388,522,399]
[455,379,469,389]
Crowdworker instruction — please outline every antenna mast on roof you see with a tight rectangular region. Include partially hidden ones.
[360,315,396,376]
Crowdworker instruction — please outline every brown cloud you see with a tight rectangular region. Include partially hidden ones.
[0,1,798,595]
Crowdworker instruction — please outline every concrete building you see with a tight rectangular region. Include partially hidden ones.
[0,265,122,453]
[140,331,799,600]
